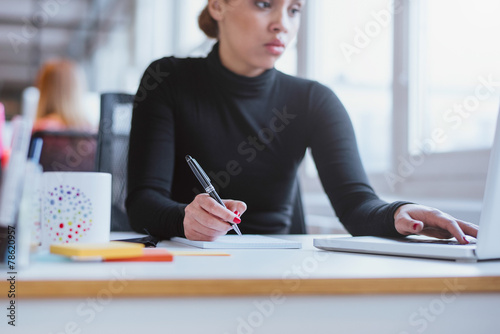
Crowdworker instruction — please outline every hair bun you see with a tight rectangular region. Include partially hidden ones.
[198,5,218,39]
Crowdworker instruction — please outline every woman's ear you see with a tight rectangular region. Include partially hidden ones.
[208,0,224,21]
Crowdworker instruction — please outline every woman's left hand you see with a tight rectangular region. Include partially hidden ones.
[394,204,479,244]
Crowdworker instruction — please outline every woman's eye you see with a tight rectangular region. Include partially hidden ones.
[290,7,301,15]
[255,1,271,9]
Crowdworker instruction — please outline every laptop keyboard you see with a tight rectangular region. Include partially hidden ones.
[397,238,477,245]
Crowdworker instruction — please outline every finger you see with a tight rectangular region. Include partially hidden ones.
[198,195,241,224]
[423,212,468,244]
[222,199,247,217]
[185,226,221,241]
[456,220,479,238]
[185,198,233,234]
[191,209,233,235]
[395,210,425,235]
[418,227,453,239]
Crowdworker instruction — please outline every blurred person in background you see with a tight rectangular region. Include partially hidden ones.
[32,59,94,133]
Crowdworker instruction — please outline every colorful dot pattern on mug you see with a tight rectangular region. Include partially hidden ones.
[43,185,93,243]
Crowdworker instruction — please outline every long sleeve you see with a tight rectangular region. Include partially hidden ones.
[308,82,409,237]
[126,59,187,239]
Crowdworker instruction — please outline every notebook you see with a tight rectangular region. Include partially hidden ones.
[314,104,500,262]
[171,235,302,249]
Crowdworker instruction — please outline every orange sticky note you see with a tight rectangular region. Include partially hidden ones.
[104,248,173,262]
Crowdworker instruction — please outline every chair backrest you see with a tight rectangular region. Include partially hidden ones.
[289,177,307,234]
[29,130,97,172]
[95,93,134,231]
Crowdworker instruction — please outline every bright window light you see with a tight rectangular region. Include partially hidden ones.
[409,0,500,154]
[307,0,394,173]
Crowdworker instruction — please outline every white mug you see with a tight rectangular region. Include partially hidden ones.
[41,172,112,249]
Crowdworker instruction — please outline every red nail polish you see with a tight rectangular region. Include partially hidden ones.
[233,216,241,224]
[413,223,418,230]
[463,237,469,244]
[234,211,239,216]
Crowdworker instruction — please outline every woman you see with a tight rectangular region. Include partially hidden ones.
[127,0,478,243]
[33,59,93,133]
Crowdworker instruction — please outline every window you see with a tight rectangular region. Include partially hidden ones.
[305,0,394,174]
[176,0,212,57]
[409,0,500,154]
[386,0,500,199]
[297,0,500,202]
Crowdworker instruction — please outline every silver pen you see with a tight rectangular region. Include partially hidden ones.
[185,155,242,236]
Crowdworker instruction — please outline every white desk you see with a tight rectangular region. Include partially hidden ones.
[1,234,500,334]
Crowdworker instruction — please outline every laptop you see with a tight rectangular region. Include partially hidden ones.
[314,104,500,262]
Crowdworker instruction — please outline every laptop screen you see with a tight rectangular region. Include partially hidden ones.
[476,104,500,259]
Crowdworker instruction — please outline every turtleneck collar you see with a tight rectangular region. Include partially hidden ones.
[206,42,277,98]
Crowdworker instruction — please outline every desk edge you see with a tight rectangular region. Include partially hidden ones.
[2,276,500,299]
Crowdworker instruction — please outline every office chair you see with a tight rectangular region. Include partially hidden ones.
[95,93,135,231]
[29,130,97,172]
[289,178,307,234]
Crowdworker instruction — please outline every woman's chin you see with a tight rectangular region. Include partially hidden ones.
[257,58,279,70]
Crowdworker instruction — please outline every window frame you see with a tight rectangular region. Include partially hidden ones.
[386,0,490,199]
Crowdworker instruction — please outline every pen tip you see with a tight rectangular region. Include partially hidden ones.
[185,155,192,162]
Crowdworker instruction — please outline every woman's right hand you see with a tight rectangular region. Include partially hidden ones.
[183,193,247,241]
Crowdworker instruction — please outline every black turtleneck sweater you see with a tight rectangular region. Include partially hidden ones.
[126,43,408,239]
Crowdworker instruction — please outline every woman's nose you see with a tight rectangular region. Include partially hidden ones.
[269,8,289,33]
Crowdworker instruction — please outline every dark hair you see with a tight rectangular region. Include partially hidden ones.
[198,5,219,39]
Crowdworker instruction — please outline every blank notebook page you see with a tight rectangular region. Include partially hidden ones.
[171,235,302,249]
